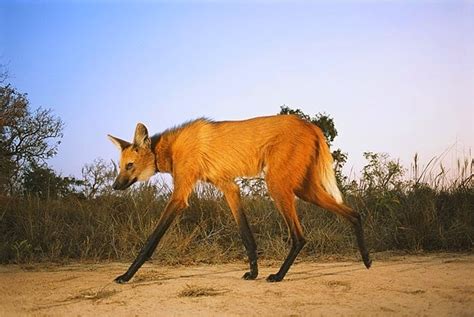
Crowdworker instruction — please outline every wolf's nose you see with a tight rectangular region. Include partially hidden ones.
[112,180,120,190]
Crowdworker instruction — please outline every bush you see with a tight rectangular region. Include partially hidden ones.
[0,155,472,264]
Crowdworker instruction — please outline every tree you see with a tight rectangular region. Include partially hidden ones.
[22,164,81,199]
[0,66,7,85]
[360,152,405,192]
[279,105,338,145]
[80,158,116,198]
[0,71,64,194]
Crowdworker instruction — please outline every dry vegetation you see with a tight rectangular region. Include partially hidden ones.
[178,284,228,297]
[1,85,471,265]
[0,154,472,265]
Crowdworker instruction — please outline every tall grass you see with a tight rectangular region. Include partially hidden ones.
[0,154,472,264]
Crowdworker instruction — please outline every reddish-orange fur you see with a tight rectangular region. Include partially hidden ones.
[109,114,371,283]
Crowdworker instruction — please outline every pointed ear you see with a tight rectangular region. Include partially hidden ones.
[133,123,151,148]
[108,134,131,151]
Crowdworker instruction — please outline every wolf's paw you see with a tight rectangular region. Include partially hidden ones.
[266,273,283,283]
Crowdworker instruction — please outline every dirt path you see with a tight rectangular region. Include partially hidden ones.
[0,254,473,316]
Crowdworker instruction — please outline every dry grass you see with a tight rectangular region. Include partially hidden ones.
[67,287,118,302]
[133,270,167,283]
[178,284,227,297]
[324,280,352,291]
[0,155,472,264]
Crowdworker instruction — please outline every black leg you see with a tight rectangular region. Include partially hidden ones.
[265,189,305,283]
[267,232,306,282]
[221,183,259,280]
[114,201,181,283]
[144,229,164,261]
[353,214,372,269]
[237,211,258,280]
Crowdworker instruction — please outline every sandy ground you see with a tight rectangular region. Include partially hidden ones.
[0,254,473,317]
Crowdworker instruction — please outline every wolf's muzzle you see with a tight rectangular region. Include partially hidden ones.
[112,177,137,190]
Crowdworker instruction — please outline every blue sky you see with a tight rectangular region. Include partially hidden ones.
[1,1,473,180]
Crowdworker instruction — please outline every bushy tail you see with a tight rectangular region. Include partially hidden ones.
[316,138,343,204]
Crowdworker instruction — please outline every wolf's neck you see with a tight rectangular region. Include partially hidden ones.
[150,131,175,174]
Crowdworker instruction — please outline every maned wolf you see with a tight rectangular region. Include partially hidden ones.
[108,115,371,283]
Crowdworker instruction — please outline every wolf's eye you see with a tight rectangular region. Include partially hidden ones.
[126,162,134,170]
